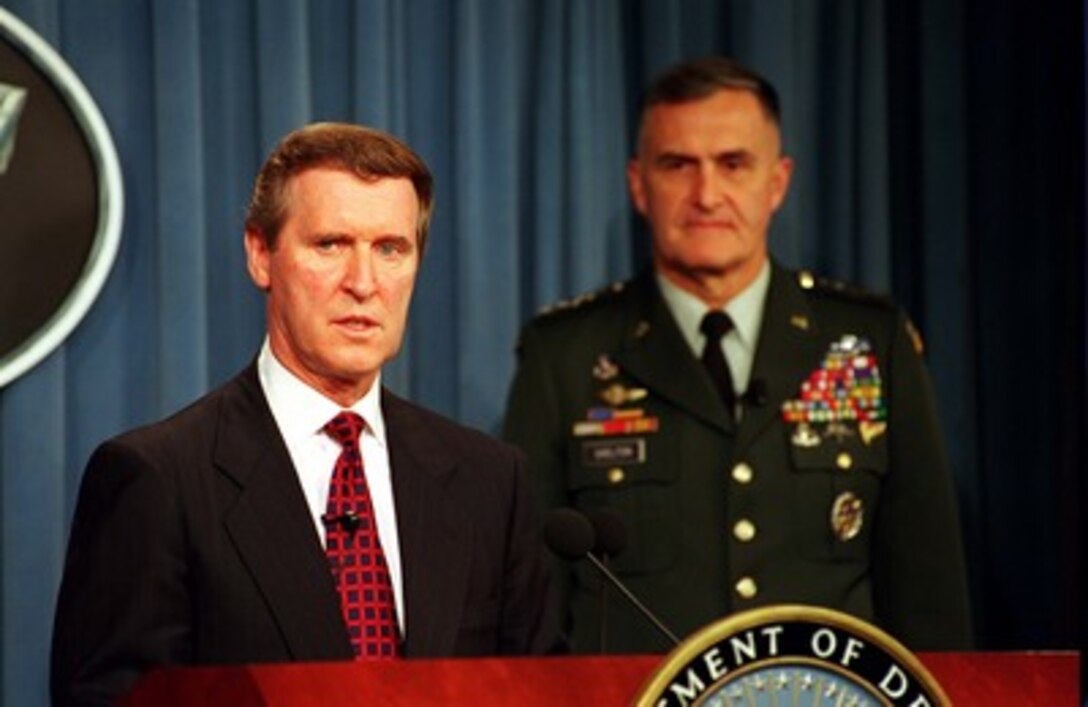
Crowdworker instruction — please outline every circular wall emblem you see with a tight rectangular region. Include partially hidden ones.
[635,605,950,706]
[0,8,123,387]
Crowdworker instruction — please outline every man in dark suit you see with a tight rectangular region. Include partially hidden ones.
[52,123,560,707]
[503,57,971,654]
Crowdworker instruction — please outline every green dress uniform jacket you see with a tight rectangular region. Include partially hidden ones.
[503,262,971,654]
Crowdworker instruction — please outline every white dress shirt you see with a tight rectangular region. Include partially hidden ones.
[656,260,771,416]
[257,340,405,632]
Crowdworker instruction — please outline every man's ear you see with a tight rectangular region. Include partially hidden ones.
[627,158,649,216]
[770,155,794,213]
[244,229,271,291]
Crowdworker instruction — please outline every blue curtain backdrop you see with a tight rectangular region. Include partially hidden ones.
[0,1,1083,705]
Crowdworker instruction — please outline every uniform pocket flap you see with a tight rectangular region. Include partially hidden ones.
[788,427,888,474]
[567,437,677,490]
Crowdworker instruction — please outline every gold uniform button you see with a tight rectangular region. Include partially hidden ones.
[735,576,758,599]
[836,452,853,470]
[607,467,625,484]
[733,519,756,542]
[731,463,754,484]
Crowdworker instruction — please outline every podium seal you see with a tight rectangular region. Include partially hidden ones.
[634,605,950,706]
[0,8,123,387]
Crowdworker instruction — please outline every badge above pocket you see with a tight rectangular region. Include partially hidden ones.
[568,353,671,491]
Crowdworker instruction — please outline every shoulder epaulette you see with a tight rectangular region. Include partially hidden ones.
[904,317,925,355]
[535,280,627,318]
[796,270,895,309]
[797,269,923,352]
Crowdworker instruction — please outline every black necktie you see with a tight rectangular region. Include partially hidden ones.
[700,311,737,420]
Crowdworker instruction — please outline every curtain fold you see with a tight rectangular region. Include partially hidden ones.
[153,0,209,410]
[0,1,1081,704]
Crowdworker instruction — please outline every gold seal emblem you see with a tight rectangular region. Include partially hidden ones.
[633,604,952,706]
[830,491,864,541]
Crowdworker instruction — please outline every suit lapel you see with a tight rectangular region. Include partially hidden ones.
[214,366,352,660]
[613,274,732,434]
[383,391,471,657]
[736,264,825,452]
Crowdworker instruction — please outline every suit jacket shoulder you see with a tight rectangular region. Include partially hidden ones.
[52,365,350,707]
[379,390,561,658]
[100,366,264,466]
[382,389,523,466]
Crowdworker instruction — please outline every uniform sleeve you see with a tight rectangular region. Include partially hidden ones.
[502,323,570,513]
[51,441,193,707]
[870,310,973,649]
[501,323,576,638]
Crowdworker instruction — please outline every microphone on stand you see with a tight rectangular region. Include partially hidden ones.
[587,507,628,558]
[543,508,680,650]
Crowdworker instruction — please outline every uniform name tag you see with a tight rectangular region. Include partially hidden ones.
[581,437,646,467]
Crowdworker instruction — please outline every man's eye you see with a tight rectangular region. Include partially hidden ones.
[720,155,749,172]
[375,239,409,257]
[659,157,691,172]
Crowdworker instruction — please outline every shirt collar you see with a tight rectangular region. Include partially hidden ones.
[655,259,772,357]
[257,339,387,446]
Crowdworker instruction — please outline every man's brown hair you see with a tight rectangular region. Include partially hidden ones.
[245,122,435,253]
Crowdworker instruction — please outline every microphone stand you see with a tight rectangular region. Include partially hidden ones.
[598,554,609,653]
[585,552,680,647]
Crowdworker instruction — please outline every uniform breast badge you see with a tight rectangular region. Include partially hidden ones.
[831,491,864,541]
[597,382,648,407]
[592,353,619,381]
[576,357,658,470]
[578,355,656,435]
[782,335,887,448]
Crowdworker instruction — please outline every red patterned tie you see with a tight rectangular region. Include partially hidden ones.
[323,411,400,659]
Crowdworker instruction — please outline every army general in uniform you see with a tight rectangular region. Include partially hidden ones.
[503,57,971,654]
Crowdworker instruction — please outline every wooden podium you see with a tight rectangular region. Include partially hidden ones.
[120,651,1079,705]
